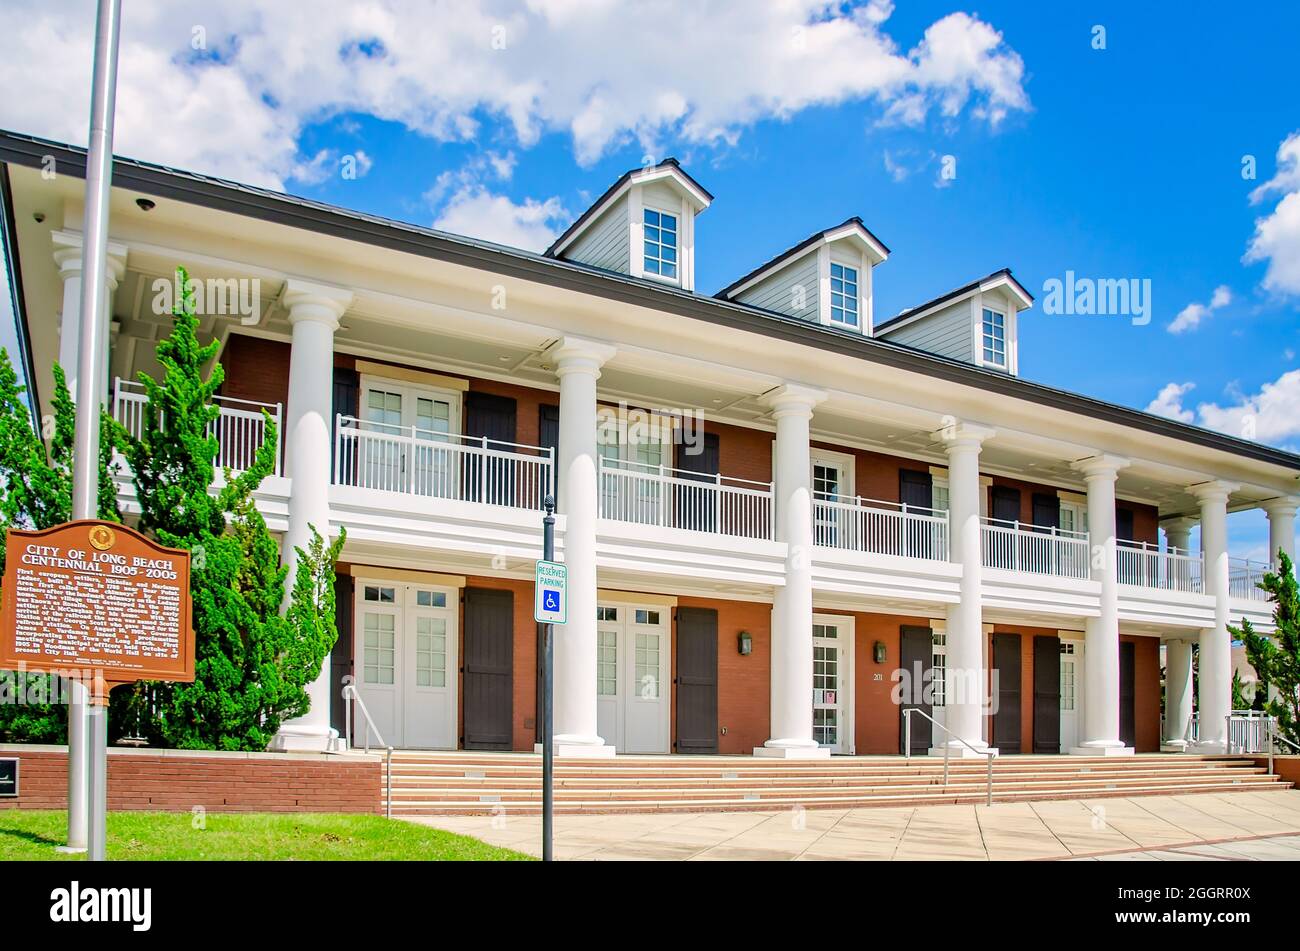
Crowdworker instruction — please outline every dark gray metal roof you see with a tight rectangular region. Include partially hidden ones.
[1,128,1296,473]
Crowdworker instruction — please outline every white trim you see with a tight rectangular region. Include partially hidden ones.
[358,371,464,437]
[817,244,832,325]
[976,301,1010,372]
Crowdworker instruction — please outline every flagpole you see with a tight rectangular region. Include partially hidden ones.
[66,0,122,859]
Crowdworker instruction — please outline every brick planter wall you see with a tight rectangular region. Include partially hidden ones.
[0,745,382,814]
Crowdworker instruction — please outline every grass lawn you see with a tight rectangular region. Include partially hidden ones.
[0,810,532,861]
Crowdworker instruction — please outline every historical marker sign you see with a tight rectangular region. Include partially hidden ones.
[0,520,194,687]
[0,758,16,798]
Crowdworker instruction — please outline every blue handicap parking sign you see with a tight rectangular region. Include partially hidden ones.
[543,589,560,612]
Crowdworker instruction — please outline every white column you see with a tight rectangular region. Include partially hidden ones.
[936,422,994,756]
[1069,454,1132,755]
[1188,479,1239,753]
[271,279,353,753]
[1163,638,1194,750]
[1161,516,1196,556]
[52,230,125,403]
[551,337,616,757]
[755,384,827,758]
[1261,497,1298,574]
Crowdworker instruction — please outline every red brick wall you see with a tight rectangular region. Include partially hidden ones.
[0,748,381,813]
[219,334,290,410]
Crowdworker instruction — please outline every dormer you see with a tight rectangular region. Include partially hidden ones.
[545,158,712,291]
[716,218,889,334]
[876,269,1034,375]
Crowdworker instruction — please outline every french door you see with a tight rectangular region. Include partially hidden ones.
[812,616,852,753]
[1059,640,1081,752]
[812,456,852,547]
[361,380,458,496]
[594,603,670,753]
[355,580,457,749]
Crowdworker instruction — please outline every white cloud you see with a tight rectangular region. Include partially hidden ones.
[1146,371,1300,447]
[0,1,1030,188]
[1244,131,1300,298]
[432,187,566,251]
[1167,284,1232,334]
[1145,382,1196,423]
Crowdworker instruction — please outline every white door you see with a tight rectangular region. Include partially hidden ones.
[357,583,400,747]
[402,588,456,749]
[355,580,458,749]
[624,607,669,753]
[812,617,852,753]
[595,607,621,749]
[1059,640,1081,752]
[594,603,670,753]
[930,627,948,737]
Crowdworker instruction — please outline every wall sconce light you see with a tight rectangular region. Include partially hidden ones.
[873,640,887,664]
[737,630,753,656]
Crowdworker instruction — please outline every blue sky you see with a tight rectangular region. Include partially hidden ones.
[1,0,1297,556]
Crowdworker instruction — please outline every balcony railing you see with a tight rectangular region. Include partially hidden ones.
[812,493,949,561]
[597,457,773,540]
[113,377,282,476]
[1229,556,1272,602]
[980,518,1090,580]
[1116,541,1203,593]
[334,415,552,511]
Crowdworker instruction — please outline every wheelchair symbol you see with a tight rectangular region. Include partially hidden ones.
[543,589,560,612]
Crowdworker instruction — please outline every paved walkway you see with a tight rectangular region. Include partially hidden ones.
[409,789,1300,860]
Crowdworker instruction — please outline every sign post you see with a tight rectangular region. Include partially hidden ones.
[0,520,193,860]
[64,0,123,856]
[533,498,566,862]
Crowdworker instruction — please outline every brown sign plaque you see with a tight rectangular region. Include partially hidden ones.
[0,520,193,690]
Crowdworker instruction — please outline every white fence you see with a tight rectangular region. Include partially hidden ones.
[1225,710,1274,754]
[1229,557,1271,601]
[113,377,282,476]
[812,494,949,561]
[1116,541,1204,593]
[597,457,773,540]
[980,518,1091,580]
[334,415,553,511]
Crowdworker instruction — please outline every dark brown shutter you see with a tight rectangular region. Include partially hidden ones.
[899,625,933,753]
[330,573,354,742]
[463,587,514,750]
[1119,640,1136,749]
[675,607,719,753]
[465,392,518,506]
[675,432,720,532]
[1032,635,1061,753]
[992,633,1022,753]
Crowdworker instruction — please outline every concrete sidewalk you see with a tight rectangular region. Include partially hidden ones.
[407,789,1300,861]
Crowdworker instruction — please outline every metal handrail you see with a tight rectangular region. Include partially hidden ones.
[343,683,394,819]
[902,707,995,806]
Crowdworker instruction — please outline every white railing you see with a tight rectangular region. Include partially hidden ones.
[1225,710,1274,754]
[597,457,773,540]
[812,493,948,561]
[980,518,1091,580]
[1229,556,1271,601]
[113,377,282,476]
[1117,541,1204,593]
[334,415,553,511]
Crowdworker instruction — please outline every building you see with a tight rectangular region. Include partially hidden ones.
[1,131,1295,761]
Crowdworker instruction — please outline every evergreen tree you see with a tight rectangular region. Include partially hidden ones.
[0,352,119,743]
[1231,551,1300,749]
[110,266,343,749]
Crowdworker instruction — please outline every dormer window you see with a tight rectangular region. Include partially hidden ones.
[643,209,678,281]
[830,263,859,327]
[982,307,1007,368]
